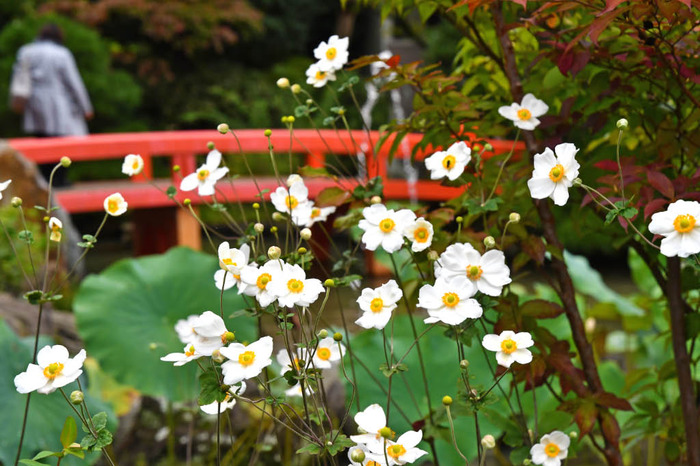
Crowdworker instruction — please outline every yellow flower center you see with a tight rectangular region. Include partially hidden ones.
[370,297,384,313]
[286,195,298,210]
[317,347,331,361]
[257,273,271,289]
[51,224,61,232]
[185,345,195,357]
[293,357,301,370]
[238,351,256,366]
[500,338,517,354]
[326,47,337,60]
[387,444,407,459]
[517,108,532,120]
[674,214,696,233]
[315,70,326,80]
[367,462,381,466]
[197,169,210,181]
[287,278,304,293]
[43,362,64,380]
[311,208,321,218]
[107,198,119,214]
[549,164,565,182]
[442,292,460,308]
[466,265,483,280]
[414,227,429,242]
[545,442,560,458]
[132,161,140,170]
[379,218,395,233]
[442,155,456,169]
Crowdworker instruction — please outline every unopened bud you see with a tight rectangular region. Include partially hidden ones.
[460,359,469,370]
[183,198,191,206]
[254,223,264,233]
[217,123,229,134]
[349,447,366,463]
[270,226,278,233]
[442,395,453,406]
[585,317,596,334]
[276,77,290,89]
[324,279,335,287]
[305,99,313,106]
[572,177,583,187]
[297,247,307,254]
[149,342,158,350]
[481,434,496,449]
[523,460,533,465]
[287,116,295,124]
[370,195,382,205]
[11,197,22,208]
[291,84,301,94]
[173,165,181,172]
[60,156,71,168]
[569,431,578,439]
[427,250,439,261]
[483,236,496,249]
[207,141,216,150]
[70,390,84,405]
[379,427,393,439]
[211,349,225,363]
[43,216,49,223]
[268,246,281,260]
[616,118,628,130]
[272,212,285,222]
[318,329,328,338]
[509,212,520,223]
[264,129,272,137]
[483,143,494,152]
[300,228,312,240]
[252,202,260,209]
[222,331,236,343]
[281,116,288,124]
[333,332,343,342]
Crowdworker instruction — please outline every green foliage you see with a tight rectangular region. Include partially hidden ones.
[0,206,45,294]
[73,247,256,402]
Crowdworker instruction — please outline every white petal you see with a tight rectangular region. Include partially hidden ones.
[180,173,199,192]
[550,182,570,206]
[206,150,222,168]
[481,334,502,352]
[498,104,519,121]
[511,348,533,365]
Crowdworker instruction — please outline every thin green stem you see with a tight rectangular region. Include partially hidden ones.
[486,130,520,202]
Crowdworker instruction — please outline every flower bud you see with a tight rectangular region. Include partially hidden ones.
[207,141,216,150]
[523,459,532,465]
[456,216,463,223]
[268,246,281,260]
[427,250,439,261]
[291,84,301,94]
[349,447,366,463]
[379,427,393,439]
[509,212,520,223]
[217,123,229,134]
[483,143,494,152]
[318,329,328,338]
[173,165,181,172]
[252,202,260,209]
[287,116,295,124]
[70,390,84,405]
[483,236,496,249]
[270,226,278,233]
[370,195,382,205]
[211,349,225,363]
[569,431,578,439]
[11,197,22,208]
[585,317,596,334]
[276,77,290,89]
[324,278,335,287]
[300,228,312,240]
[60,156,72,168]
[305,99,313,105]
[481,434,496,450]
[333,332,343,342]
[149,342,158,350]
[616,118,628,130]
[572,177,583,187]
[297,247,307,254]
[264,129,272,137]
[460,359,469,370]
[442,395,453,406]
[222,331,236,343]
[272,212,285,222]
[281,116,288,124]
[43,216,49,223]
[183,198,191,206]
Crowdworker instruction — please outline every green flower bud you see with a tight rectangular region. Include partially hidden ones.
[370,195,382,205]
[291,84,301,94]
[173,165,181,172]
[254,223,264,233]
[60,156,72,168]
[318,329,328,338]
[217,123,229,134]
[442,395,453,406]
[379,427,393,439]
[484,236,496,249]
[297,247,307,254]
[11,197,22,208]
[207,141,215,150]
[183,198,191,206]
[572,177,583,187]
[252,202,260,209]
[616,118,628,130]
[222,331,236,343]
[484,143,494,152]
[70,390,84,405]
[427,250,439,261]
[211,349,225,363]
[264,129,272,137]
[349,447,366,463]
[270,226,278,233]
[268,246,281,260]
[333,332,343,342]
[272,212,285,222]
[324,279,335,287]
[481,435,496,449]
[276,77,290,89]
[456,216,463,223]
[509,212,520,223]
[300,228,312,240]
[460,359,469,370]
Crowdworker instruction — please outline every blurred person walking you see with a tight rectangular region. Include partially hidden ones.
[10,23,93,184]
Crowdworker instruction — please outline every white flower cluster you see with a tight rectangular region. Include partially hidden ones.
[358,203,432,254]
[269,175,336,228]
[305,35,350,88]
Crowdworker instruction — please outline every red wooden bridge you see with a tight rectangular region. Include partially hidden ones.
[8,129,524,252]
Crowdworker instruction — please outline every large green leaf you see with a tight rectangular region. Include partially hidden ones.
[73,247,256,402]
[0,320,111,465]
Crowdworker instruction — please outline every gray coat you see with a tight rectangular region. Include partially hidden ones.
[14,40,93,136]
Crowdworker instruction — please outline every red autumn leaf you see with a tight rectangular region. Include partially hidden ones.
[574,400,598,436]
[593,391,633,411]
[647,171,675,199]
[520,299,565,319]
[601,0,627,13]
[314,187,351,208]
[386,55,401,68]
[644,198,668,219]
[600,410,621,445]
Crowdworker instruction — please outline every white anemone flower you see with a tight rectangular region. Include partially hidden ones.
[220,336,274,385]
[271,181,312,214]
[174,314,199,344]
[104,192,127,216]
[0,179,11,200]
[48,217,62,242]
[304,204,337,227]
[648,199,700,258]
[200,382,246,415]
[435,243,511,296]
[121,154,144,176]
[214,269,237,292]
[191,311,229,356]
[306,63,337,88]
[14,345,86,394]
[527,143,580,206]
[418,276,482,325]
[180,149,229,196]
[498,93,549,131]
[160,343,204,366]
[276,347,310,375]
[355,280,403,330]
[240,261,281,308]
[313,35,350,72]
[287,174,303,186]
[404,218,434,252]
[530,430,570,466]
[311,337,345,369]
[424,141,471,181]
[482,330,534,368]
[350,404,390,452]
[218,242,250,274]
[266,262,325,308]
[359,204,416,253]
[371,430,428,465]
